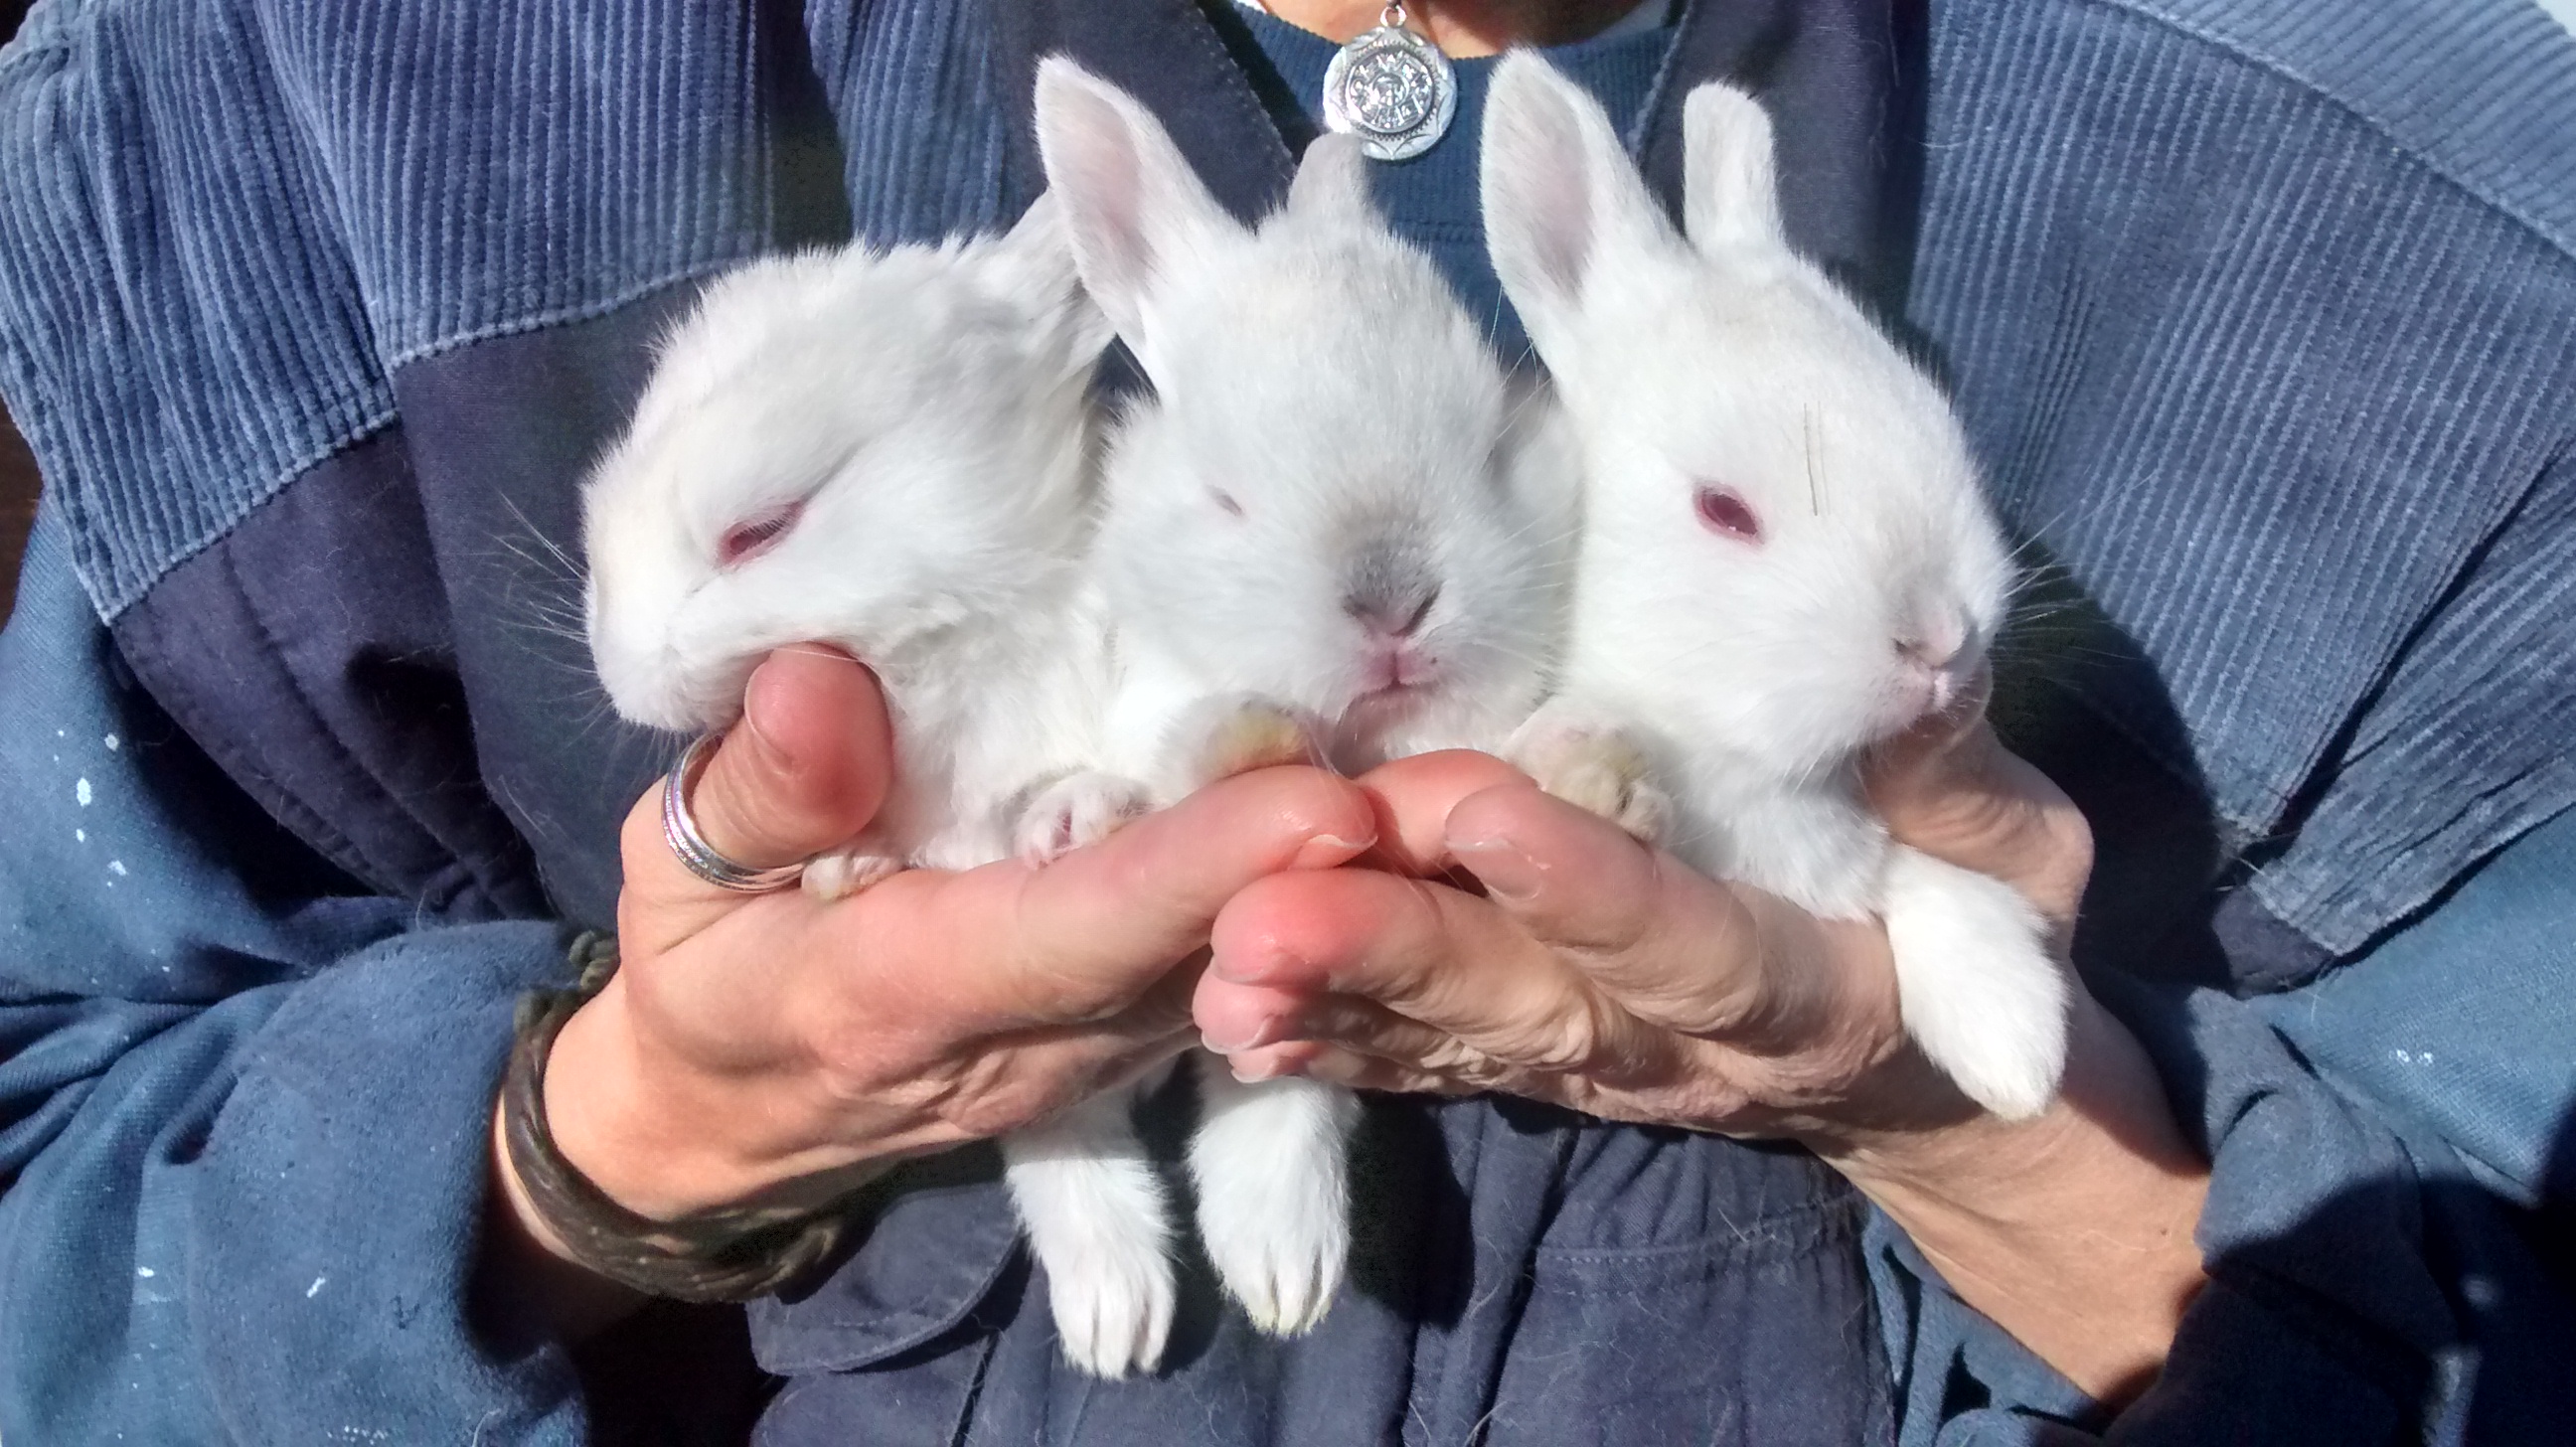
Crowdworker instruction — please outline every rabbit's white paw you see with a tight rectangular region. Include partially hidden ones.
[1202,1175,1348,1337]
[1177,695,1325,788]
[1005,1095,1177,1377]
[1507,710,1673,844]
[1014,770,1153,867]
[800,847,903,900]
[1191,1066,1358,1337]
[1880,846,2069,1120]
[1043,1212,1178,1378]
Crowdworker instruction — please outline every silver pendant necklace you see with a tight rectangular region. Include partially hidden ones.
[1320,4,1457,162]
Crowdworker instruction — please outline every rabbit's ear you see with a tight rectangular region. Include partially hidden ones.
[990,192,1119,371]
[1284,132,1374,227]
[1034,57,1239,376]
[1681,82,1786,260]
[1481,53,1677,369]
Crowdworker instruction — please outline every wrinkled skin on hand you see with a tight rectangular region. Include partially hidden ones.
[490,646,1375,1339]
[1195,673,2092,1149]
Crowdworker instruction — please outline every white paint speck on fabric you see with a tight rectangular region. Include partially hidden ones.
[135,1267,154,1278]
[307,1275,327,1298]
[75,829,85,844]
[108,861,128,878]
[76,778,91,807]
[103,733,120,751]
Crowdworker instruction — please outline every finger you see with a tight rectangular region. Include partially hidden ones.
[1441,781,1888,1050]
[924,766,1377,1029]
[1863,702,2091,931]
[770,1006,1206,1168]
[1350,748,1533,877]
[692,646,893,868]
[1197,975,1494,1075]
[1208,866,1680,1082]
[662,768,1369,1097]
[620,646,894,941]
[1868,660,1996,781]
[1245,1042,1490,1099]
[732,885,1211,1140]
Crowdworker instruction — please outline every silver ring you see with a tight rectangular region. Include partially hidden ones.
[661,733,807,892]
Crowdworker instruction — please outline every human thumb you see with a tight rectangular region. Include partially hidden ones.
[622,645,893,924]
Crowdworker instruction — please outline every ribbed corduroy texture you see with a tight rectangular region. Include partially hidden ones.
[0,0,798,618]
[1913,0,2576,955]
[1,0,2570,956]
[2259,456,2576,950]
[810,0,1018,245]
[2131,0,2576,264]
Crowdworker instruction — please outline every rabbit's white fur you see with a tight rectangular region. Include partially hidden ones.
[581,202,1186,1378]
[1481,58,2068,1119]
[1037,60,1577,1357]
[583,197,1126,878]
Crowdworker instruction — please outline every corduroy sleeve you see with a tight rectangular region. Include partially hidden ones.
[1865,805,2576,1444]
[0,512,590,1444]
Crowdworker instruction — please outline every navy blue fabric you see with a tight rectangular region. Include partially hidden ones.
[747,1098,1887,1447]
[1,0,2573,1443]
[1227,10,1677,363]
[112,426,547,920]
[388,297,707,926]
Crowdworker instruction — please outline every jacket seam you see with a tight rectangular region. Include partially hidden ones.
[2065,0,2576,266]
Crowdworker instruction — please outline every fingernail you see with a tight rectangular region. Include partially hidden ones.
[1199,1017,1281,1052]
[1229,1052,1285,1083]
[739,663,789,756]
[1291,832,1374,870]
[1210,938,1298,985]
[1450,832,1539,901]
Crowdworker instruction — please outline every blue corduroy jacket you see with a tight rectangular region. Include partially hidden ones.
[2,1,2574,1443]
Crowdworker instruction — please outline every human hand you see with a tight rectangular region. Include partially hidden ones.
[1193,688,2207,1399]
[489,646,1374,1312]
[1192,675,2086,1141]
[1191,743,1951,1140]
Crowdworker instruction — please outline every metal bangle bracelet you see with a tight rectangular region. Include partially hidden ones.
[661,732,808,892]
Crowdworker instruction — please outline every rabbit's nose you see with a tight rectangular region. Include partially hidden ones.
[1895,636,1961,673]
[1897,617,1981,715]
[1345,580,1440,639]
[1896,612,1974,672]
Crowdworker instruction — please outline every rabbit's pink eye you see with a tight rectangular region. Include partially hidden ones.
[1210,489,1245,519]
[719,502,803,567]
[1693,485,1761,543]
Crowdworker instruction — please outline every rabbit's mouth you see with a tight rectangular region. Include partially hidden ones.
[1342,675,1437,731]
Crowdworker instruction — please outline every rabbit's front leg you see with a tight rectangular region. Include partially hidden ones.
[1189,1054,1360,1337]
[1011,769,1155,867]
[1505,699,1674,844]
[1878,845,2070,1120]
[1002,1084,1178,1377]
[800,841,906,900]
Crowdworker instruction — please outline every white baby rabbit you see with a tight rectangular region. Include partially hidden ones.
[1479,57,2067,1119]
[583,195,1128,884]
[582,201,1192,1380]
[1035,60,1578,1359]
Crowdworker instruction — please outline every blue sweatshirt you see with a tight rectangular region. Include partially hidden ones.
[2,0,2573,1442]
